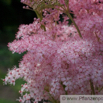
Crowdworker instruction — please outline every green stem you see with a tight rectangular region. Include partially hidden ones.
[98,86,103,92]
[66,12,82,38]
[35,10,46,31]
[63,0,82,38]
[90,79,95,95]
[48,93,58,103]
[60,81,68,95]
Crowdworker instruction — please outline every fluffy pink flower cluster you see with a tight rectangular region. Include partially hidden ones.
[4,0,103,103]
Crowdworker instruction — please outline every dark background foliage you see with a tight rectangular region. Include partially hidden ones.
[0,0,36,44]
[0,0,36,103]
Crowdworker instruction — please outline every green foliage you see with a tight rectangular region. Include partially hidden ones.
[11,79,26,93]
[0,99,17,103]
[0,70,6,85]
[0,46,26,103]
[0,0,36,102]
[0,45,24,68]
[1,0,12,5]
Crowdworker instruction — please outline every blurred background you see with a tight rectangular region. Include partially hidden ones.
[0,0,36,102]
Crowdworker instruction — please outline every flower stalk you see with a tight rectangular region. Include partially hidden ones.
[90,79,95,95]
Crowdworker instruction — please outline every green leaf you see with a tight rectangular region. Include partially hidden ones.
[1,0,12,5]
